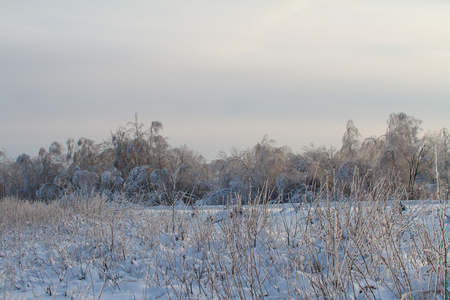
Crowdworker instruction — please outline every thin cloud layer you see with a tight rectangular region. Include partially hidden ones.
[1,0,449,160]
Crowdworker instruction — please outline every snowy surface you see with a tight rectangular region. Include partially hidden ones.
[0,198,449,299]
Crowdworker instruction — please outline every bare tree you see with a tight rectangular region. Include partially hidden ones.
[210,147,253,198]
[251,135,290,198]
[434,128,450,199]
[149,121,168,170]
[72,138,99,170]
[15,153,39,199]
[126,114,151,168]
[339,120,361,161]
[103,116,167,179]
[0,151,7,198]
[166,145,211,201]
[302,144,338,191]
[383,112,432,199]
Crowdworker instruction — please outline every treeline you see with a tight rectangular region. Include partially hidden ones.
[0,112,449,203]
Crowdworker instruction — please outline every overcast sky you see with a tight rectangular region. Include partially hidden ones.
[1,0,449,161]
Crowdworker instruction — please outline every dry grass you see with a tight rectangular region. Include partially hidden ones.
[0,183,449,299]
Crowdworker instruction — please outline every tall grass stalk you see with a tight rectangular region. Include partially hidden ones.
[1,181,449,299]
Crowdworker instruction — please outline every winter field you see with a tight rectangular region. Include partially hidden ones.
[1,184,449,300]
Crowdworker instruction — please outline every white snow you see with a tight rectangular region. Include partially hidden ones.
[0,197,448,299]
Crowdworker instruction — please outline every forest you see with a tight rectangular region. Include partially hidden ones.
[1,112,449,204]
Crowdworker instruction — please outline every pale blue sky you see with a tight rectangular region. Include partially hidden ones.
[1,0,449,161]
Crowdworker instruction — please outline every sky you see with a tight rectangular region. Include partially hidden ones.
[1,0,450,161]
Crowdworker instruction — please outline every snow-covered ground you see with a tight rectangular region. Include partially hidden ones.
[0,195,449,299]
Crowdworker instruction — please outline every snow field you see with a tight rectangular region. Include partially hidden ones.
[0,191,449,299]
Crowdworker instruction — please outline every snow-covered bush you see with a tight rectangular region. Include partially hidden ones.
[35,183,59,200]
[124,165,152,196]
[204,188,233,205]
[72,169,99,194]
[150,168,172,191]
[100,167,124,192]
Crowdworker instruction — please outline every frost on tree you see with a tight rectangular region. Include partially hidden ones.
[16,153,39,199]
[336,161,366,195]
[36,183,60,200]
[150,169,172,192]
[124,165,152,196]
[150,168,175,204]
[72,170,99,194]
[204,188,233,205]
[100,168,124,193]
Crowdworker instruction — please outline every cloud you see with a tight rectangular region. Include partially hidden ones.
[0,0,449,159]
